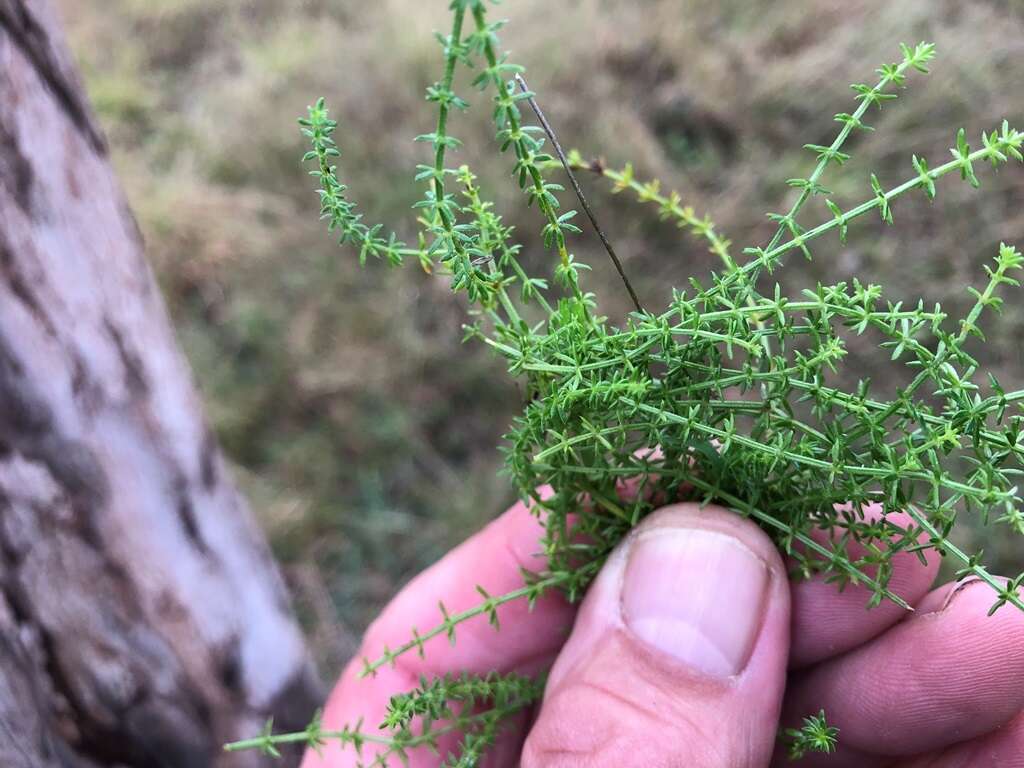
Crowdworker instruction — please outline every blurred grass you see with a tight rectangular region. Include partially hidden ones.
[55,0,1024,674]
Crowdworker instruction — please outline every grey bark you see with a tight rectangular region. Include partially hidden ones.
[0,2,322,766]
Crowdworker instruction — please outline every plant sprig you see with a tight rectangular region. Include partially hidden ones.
[225,672,542,767]
[234,2,1024,764]
[783,710,840,761]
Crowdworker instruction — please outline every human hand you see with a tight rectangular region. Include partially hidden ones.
[302,500,1024,767]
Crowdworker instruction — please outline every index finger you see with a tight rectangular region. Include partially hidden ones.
[302,495,576,767]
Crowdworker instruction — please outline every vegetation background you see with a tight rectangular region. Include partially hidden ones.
[52,0,1024,677]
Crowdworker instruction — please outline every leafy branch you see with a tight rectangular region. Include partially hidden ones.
[225,672,542,767]
[242,1,1024,765]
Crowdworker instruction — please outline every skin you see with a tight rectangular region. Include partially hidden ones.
[302,499,1024,768]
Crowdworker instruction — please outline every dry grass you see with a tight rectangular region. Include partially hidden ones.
[56,0,1024,674]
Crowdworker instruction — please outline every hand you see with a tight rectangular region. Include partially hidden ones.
[302,500,1024,767]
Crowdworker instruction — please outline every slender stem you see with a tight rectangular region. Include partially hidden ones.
[903,505,1024,612]
[431,8,466,214]
[571,160,734,270]
[762,54,922,255]
[682,476,910,609]
[470,5,576,282]
[513,74,643,313]
[224,701,535,754]
[714,142,1012,302]
[359,573,570,676]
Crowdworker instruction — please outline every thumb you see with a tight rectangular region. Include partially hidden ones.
[523,503,790,768]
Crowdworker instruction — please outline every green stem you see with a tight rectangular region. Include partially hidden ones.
[762,50,926,254]
[359,573,570,676]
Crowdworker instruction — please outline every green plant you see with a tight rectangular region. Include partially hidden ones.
[782,710,839,761]
[226,0,1023,763]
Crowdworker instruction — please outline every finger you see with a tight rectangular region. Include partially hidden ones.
[784,577,1024,758]
[790,506,940,667]
[904,710,1024,768]
[303,495,576,768]
[523,503,791,768]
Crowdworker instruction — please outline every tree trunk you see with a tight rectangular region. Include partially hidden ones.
[0,2,322,766]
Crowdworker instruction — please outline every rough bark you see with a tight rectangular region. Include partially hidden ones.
[0,2,322,766]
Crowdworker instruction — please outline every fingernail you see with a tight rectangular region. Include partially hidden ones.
[621,528,768,676]
[918,577,992,616]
